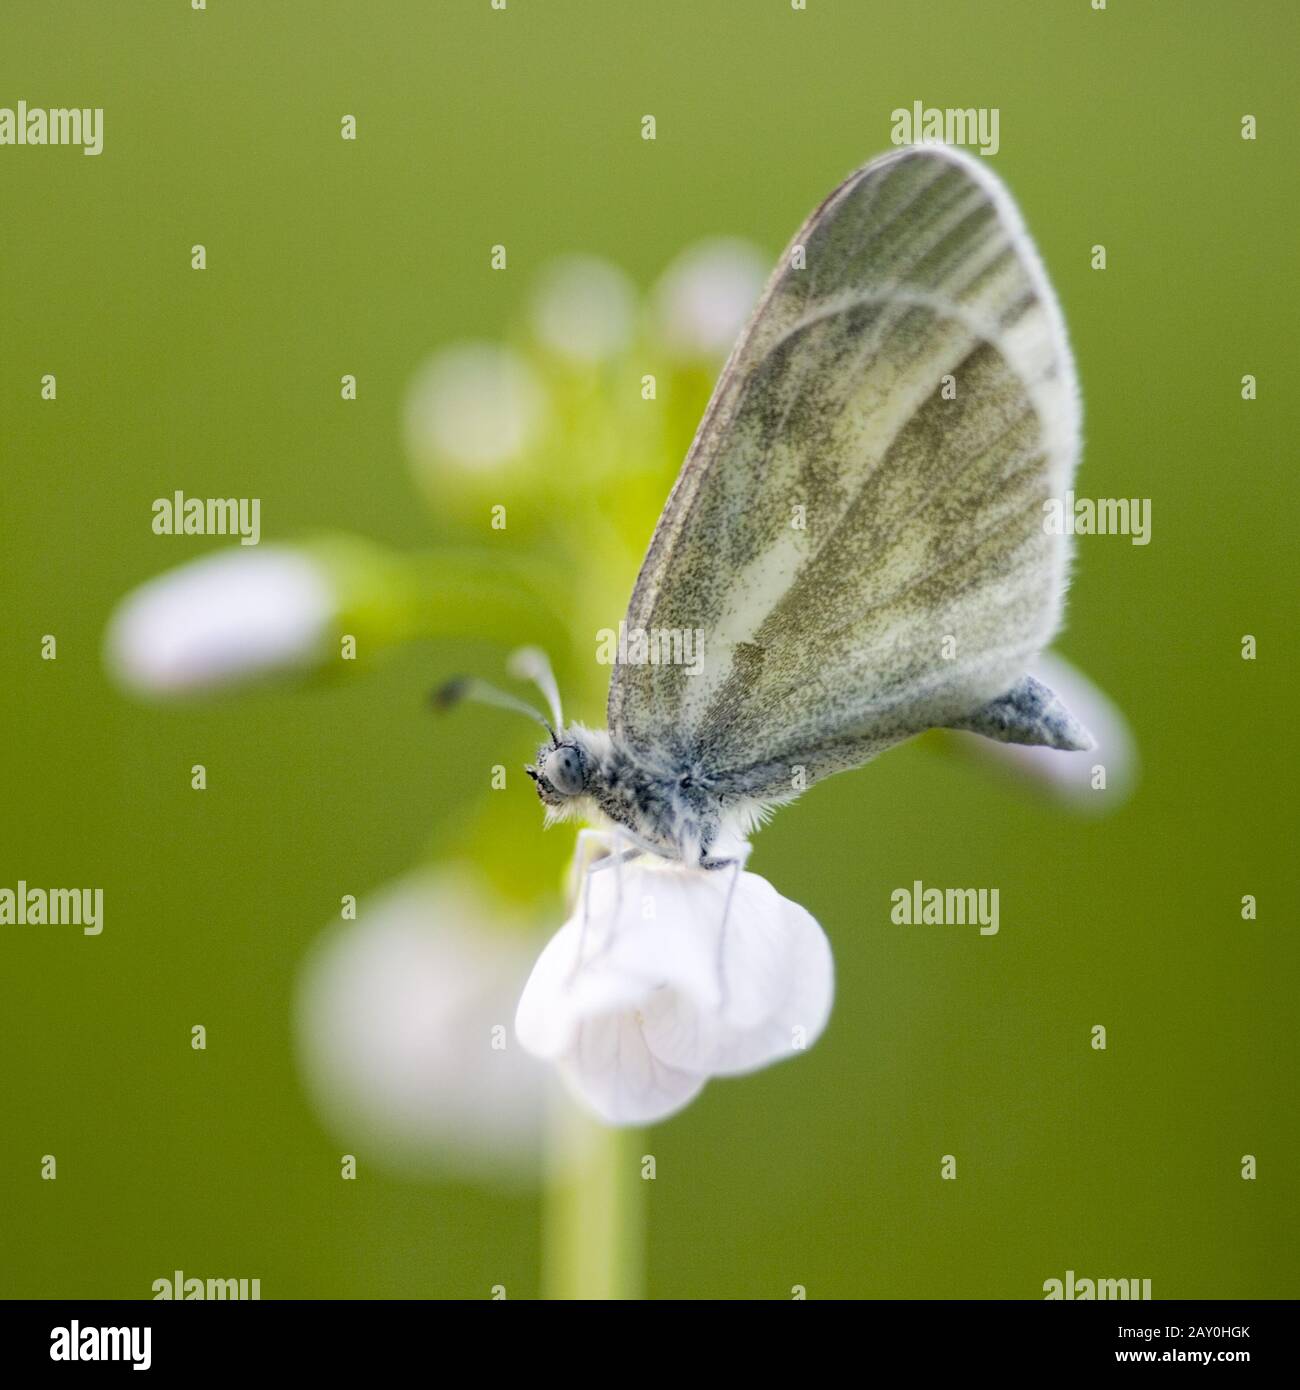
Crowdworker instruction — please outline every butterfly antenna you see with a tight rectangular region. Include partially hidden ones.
[431,676,558,744]
[507,646,565,732]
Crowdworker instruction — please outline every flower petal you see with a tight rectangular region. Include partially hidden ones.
[559,1012,707,1125]
[515,859,834,1121]
[633,871,834,1076]
[514,877,684,1061]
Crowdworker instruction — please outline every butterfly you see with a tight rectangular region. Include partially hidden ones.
[439,145,1091,872]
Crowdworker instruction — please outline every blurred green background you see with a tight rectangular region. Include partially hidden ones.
[1,0,1295,1299]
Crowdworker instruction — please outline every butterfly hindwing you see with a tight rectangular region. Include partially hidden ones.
[607,145,1081,797]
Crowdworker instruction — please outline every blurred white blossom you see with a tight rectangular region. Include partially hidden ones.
[651,237,768,361]
[517,859,833,1125]
[955,652,1136,811]
[295,870,550,1183]
[404,342,548,477]
[104,546,335,696]
[530,255,637,364]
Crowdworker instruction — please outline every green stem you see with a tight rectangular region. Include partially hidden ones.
[543,1095,644,1300]
[306,535,561,651]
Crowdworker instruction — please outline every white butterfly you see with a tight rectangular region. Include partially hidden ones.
[442,145,1091,873]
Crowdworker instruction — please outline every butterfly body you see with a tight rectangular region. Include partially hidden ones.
[528,660,1092,866]
[527,726,761,866]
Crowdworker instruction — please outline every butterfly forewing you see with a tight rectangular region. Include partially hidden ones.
[607,146,1080,796]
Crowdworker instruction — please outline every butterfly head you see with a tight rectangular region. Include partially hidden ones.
[526,737,591,806]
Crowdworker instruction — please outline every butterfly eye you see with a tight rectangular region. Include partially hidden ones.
[545,745,585,797]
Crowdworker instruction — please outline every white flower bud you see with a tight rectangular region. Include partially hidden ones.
[403,342,548,478]
[530,255,637,364]
[652,237,768,361]
[104,546,336,696]
[295,871,550,1184]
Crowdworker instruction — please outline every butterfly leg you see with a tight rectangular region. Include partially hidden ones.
[606,825,630,937]
[568,829,613,983]
[700,844,753,1012]
[567,828,638,985]
[567,827,613,914]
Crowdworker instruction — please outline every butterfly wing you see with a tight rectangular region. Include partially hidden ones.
[607,145,1081,797]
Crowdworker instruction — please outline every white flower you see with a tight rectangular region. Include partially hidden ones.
[651,237,768,361]
[295,871,550,1184]
[516,859,833,1126]
[951,653,1137,811]
[529,255,638,364]
[403,342,548,477]
[104,546,336,696]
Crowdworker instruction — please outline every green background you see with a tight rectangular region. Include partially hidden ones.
[1,0,1295,1299]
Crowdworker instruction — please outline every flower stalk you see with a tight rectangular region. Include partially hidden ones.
[543,1099,644,1301]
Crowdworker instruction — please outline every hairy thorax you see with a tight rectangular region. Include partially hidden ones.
[534,725,726,865]
[591,736,724,863]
